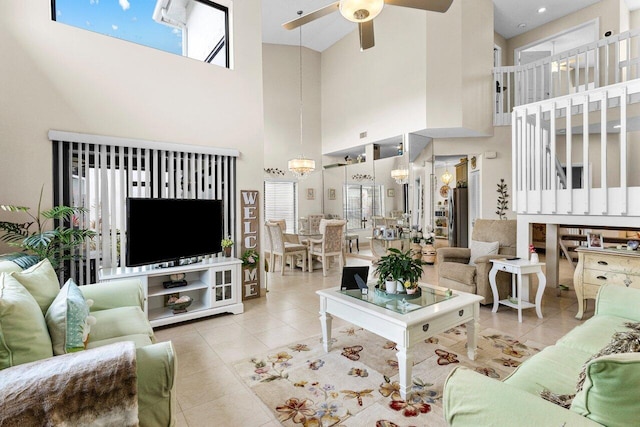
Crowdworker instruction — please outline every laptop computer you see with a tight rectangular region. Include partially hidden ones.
[340,266,370,290]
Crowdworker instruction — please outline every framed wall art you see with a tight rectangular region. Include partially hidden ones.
[307,188,315,200]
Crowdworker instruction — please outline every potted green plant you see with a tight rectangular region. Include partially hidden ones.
[0,187,95,276]
[374,247,424,294]
[221,236,234,257]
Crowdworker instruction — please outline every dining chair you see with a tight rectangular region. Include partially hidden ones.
[265,222,307,275]
[308,219,346,276]
[307,214,325,235]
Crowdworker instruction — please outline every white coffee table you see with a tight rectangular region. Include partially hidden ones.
[488,258,546,323]
[316,284,483,399]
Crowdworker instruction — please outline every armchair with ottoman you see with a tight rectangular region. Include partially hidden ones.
[444,284,640,426]
[0,258,176,426]
[436,219,517,305]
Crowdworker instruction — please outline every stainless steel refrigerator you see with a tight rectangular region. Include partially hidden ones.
[448,187,468,248]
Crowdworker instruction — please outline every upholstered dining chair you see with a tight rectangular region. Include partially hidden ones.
[308,219,346,276]
[265,222,307,275]
[436,219,517,305]
[307,214,325,235]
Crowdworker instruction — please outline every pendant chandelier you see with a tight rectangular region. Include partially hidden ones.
[288,11,315,180]
[391,168,409,185]
[441,166,452,185]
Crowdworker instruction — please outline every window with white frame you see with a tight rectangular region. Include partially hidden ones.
[52,0,230,68]
[264,181,297,233]
[344,184,382,231]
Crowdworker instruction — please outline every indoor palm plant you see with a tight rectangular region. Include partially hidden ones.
[374,248,424,293]
[0,187,95,275]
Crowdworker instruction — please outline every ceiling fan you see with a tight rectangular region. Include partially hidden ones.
[282,0,454,51]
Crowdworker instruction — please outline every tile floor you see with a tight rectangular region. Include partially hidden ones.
[153,251,591,426]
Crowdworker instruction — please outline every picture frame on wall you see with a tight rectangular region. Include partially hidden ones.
[328,188,336,200]
[387,189,395,198]
[307,188,315,200]
[587,232,603,249]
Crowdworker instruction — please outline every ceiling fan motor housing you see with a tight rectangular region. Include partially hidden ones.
[340,0,384,23]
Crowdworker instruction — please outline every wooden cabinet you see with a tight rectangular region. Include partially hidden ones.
[100,258,243,327]
[573,248,640,319]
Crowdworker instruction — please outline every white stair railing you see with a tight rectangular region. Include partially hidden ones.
[494,29,640,126]
[512,78,640,217]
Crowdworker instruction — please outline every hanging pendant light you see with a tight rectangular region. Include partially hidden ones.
[391,168,409,185]
[288,11,315,180]
[441,165,452,185]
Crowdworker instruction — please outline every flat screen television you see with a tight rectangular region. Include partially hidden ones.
[126,198,224,267]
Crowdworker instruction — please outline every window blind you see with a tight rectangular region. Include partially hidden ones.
[50,131,237,285]
[264,181,297,233]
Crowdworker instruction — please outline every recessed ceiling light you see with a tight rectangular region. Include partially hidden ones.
[518,23,527,28]
[538,7,547,13]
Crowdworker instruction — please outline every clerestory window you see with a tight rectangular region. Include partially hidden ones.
[52,0,230,68]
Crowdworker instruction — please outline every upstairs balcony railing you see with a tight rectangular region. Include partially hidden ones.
[511,78,640,219]
[494,29,640,126]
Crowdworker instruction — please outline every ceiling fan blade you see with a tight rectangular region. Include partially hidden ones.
[384,0,453,13]
[282,1,341,30]
[359,21,375,51]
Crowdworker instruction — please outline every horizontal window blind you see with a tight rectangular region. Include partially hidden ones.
[51,131,237,284]
[264,180,297,233]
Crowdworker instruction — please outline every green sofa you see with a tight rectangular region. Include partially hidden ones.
[0,259,177,426]
[443,284,640,427]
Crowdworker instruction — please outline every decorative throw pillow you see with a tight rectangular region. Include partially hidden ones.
[570,352,640,427]
[468,240,500,266]
[10,258,61,314]
[0,273,54,370]
[45,278,94,355]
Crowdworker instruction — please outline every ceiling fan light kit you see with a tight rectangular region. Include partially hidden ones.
[340,0,384,23]
[282,0,453,51]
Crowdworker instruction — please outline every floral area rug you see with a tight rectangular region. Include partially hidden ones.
[233,324,544,426]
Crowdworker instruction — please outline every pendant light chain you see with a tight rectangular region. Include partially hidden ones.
[287,10,315,180]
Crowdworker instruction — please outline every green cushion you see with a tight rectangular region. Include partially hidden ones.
[557,315,637,355]
[503,345,592,396]
[86,333,153,350]
[0,273,53,369]
[45,279,92,355]
[11,259,61,314]
[0,260,21,274]
[571,353,640,427]
[91,306,154,343]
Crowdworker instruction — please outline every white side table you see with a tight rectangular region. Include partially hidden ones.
[488,258,546,322]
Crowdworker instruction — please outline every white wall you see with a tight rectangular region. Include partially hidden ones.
[261,43,323,218]
[0,1,264,252]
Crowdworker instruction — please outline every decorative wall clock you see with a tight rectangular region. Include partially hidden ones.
[439,185,450,198]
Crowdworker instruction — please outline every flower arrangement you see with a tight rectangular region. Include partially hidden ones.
[241,249,259,266]
[403,280,418,290]
[529,244,536,254]
[221,236,234,248]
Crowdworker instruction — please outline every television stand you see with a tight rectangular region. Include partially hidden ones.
[99,257,243,327]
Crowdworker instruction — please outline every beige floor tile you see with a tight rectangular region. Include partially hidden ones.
[161,252,593,426]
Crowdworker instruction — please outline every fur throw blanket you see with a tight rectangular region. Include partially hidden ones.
[0,341,138,426]
[540,322,640,408]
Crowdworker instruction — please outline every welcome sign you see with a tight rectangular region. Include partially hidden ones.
[240,190,260,300]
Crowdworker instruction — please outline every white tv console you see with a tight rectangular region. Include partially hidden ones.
[99,257,244,327]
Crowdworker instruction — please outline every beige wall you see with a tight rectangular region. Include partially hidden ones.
[0,1,265,249]
[262,44,323,217]
[321,6,428,154]
[506,0,625,65]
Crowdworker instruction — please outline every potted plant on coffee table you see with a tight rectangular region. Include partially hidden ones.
[374,247,424,294]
